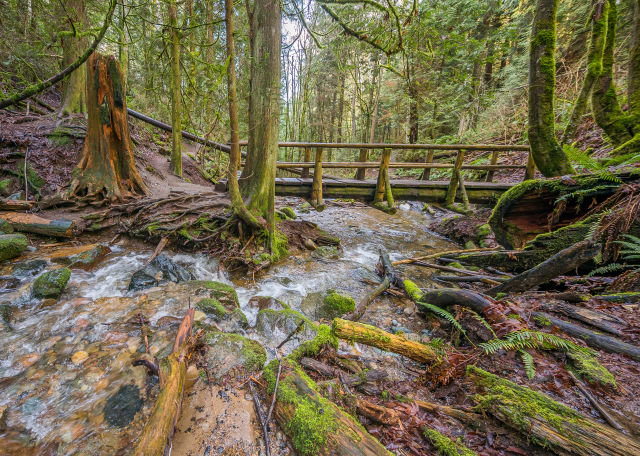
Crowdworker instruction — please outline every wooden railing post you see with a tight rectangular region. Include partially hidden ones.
[445,149,465,207]
[301,146,311,178]
[374,148,395,212]
[311,147,324,209]
[356,148,367,180]
[421,149,435,180]
[485,150,499,182]
[524,150,536,181]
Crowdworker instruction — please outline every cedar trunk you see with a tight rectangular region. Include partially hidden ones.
[60,0,88,114]
[68,54,147,200]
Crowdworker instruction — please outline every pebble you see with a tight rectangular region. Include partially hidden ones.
[391,319,398,326]
[20,353,40,368]
[71,351,89,365]
[104,331,129,343]
[403,306,413,316]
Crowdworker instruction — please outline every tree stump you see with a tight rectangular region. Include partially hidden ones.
[68,53,147,201]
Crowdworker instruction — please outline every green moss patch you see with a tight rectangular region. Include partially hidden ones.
[423,428,478,456]
[0,233,27,261]
[322,291,355,318]
[566,349,616,388]
[32,267,71,299]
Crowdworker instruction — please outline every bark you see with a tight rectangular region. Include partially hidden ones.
[528,0,574,177]
[0,0,117,110]
[486,240,600,296]
[562,1,608,144]
[118,0,128,92]
[67,54,148,201]
[543,302,624,336]
[468,365,640,456]
[531,311,640,361]
[331,318,437,364]
[240,0,281,223]
[60,0,88,114]
[299,357,387,394]
[266,360,390,456]
[134,309,195,456]
[168,0,182,177]
[0,212,75,238]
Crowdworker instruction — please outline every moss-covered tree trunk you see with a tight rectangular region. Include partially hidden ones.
[167,0,183,177]
[60,0,88,114]
[528,0,574,177]
[562,0,608,144]
[67,54,148,200]
[240,0,280,225]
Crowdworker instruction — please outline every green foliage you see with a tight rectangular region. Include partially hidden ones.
[518,349,536,380]
[590,234,640,275]
[423,428,478,456]
[419,302,465,334]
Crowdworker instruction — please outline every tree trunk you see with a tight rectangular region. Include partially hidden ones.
[528,0,574,177]
[168,0,182,177]
[468,366,640,456]
[67,54,148,200]
[118,0,128,92]
[60,0,88,114]
[240,0,280,225]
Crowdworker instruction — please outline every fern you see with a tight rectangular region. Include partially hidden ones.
[518,349,536,380]
[463,308,496,338]
[480,330,594,356]
[420,302,465,334]
[591,234,640,275]
[588,262,625,276]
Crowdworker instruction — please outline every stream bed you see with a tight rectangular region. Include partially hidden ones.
[0,198,455,455]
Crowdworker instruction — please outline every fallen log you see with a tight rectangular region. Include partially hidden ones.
[331,318,437,364]
[299,357,387,394]
[414,400,484,430]
[0,199,36,211]
[543,302,624,336]
[467,365,640,456]
[347,248,397,321]
[0,211,75,238]
[263,359,390,456]
[356,399,401,426]
[133,308,196,456]
[531,311,640,361]
[486,240,600,296]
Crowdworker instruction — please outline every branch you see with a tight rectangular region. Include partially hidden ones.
[0,0,118,110]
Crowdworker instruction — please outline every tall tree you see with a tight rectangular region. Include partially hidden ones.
[240,0,281,244]
[60,0,88,114]
[167,0,183,176]
[528,0,574,177]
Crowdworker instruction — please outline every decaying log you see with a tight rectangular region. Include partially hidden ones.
[531,311,640,361]
[487,240,600,296]
[0,211,75,238]
[0,199,36,211]
[265,359,390,456]
[356,399,401,426]
[414,400,484,430]
[299,357,387,394]
[133,308,195,456]
[468,365,640,456]
[331,318,437,364]
[543,302,624,336]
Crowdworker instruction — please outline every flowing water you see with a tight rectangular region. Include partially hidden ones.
[0,198,455,454]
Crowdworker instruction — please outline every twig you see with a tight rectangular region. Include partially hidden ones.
[568,371,624,431]
[249,379,271,456]
[277,320,306,349]
[339,372,353,395]
[265,356,282,424]
[392,247,500,266]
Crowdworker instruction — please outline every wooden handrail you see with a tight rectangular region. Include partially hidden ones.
[276,162,527,170]
[239,140,530,151]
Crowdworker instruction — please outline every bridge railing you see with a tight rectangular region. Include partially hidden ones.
[237,141,534,208]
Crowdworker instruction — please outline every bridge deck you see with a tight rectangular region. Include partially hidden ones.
[274,177,513,204]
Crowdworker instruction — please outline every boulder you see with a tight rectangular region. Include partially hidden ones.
[255,308,315,340]
[203,329,266,380]
[49,244,111,270]
[32,267,71,299]
[301,290,355,320]
[103,384,143,428]
[0,219,12,234]
[196,297,248,332]
[248,296,289,312]
[11,259,46,278]
[312,245,339,259]
[0,233,28,262]
[128,255,194,291]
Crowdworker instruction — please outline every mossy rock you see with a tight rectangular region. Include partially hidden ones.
[255,308,316,340]
[0,179,13,197]
[0,233,28,261]
[300,290,355,320]
[0,219,13,234]
[281,206,296,219]
[312,245,339,259]
[32,267,71,299]
[196,298,248,332]
[203,329,266,380]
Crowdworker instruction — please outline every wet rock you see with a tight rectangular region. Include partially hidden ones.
[304,239,317,250]
[0,276,19,292]
[0,218,12,233]
[203,330,266,379]
[49,244,111,270]
[103,384,143,427]
[11,259,46,278]
[280,206,296,219]
[128,255,194,291]
[196,298,248,332]
[0,405,6,432]
[156,315,182,328]
[0,302,15,326]
[0,233,28,262]
[71,351,89,365]
[312,245,339,259]
[301,290,355,320]
[255,308,315,339]
[248,296,289,312]
[32,267,71,299]
[19,353,40,368]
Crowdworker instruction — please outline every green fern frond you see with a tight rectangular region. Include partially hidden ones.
[420,302,465,334]
[519,349,536,380]
[463,308,497,338]
[588,263,625,276]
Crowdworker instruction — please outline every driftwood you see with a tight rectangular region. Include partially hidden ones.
[543,302,624,336]
[0,211,75,238]
[133,308,196,456]
[487,240,600,296]
[331,318,437,364]
[531,311,640,361]
[356,399,402,426]
[468,365,640,456]
[268,360,390,456]
[348,248,398,321]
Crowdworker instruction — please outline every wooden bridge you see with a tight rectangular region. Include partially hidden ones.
[247,141,533,209]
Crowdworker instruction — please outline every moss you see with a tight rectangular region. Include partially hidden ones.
[0,178,13,197]
[0,219,11,234]
[331,318,392,345]
[281,206,296,219]
[323,291,355,316]
[534,315,552,326]
[204,330,266,372]
[423,428,478,456]
[198,280,239,306]
[0,233,28,261]
[468,365,587,448]
[32,267,71,299]
[196,298,228,318]
[403,279,423,301]
[566,349,616,388]
[290,324,338,361]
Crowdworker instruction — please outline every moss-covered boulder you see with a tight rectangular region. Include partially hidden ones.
[0,233,28,261]
[301,290,355,320]
[196,297,248,332]
[312,245,339,259]
[281,206,296,219]
[32,267,71,299]
[0,178,13,197]
[0,219,13,234]
[203,329,266,380]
